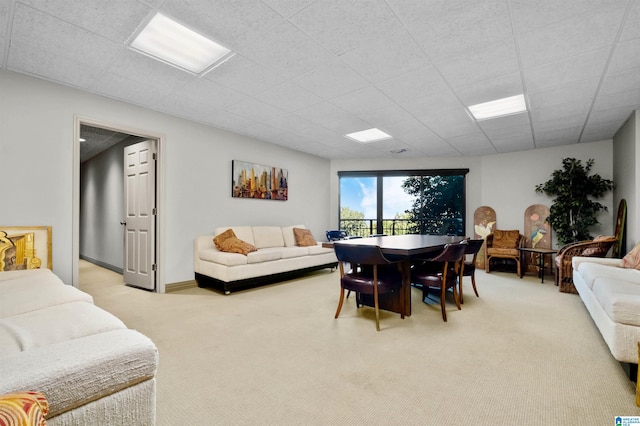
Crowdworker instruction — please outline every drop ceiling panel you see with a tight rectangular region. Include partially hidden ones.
[254,81,323,112]
[524,48,610,92]
[2,1,638,160]
[162,0,285,48]
[517,7,625,69]
[292,59,369,99]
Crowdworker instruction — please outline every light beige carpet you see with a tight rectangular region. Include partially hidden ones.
[79,260,640,425]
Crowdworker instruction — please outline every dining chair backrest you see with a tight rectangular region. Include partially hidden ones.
[333,243,393,266]
[464,239,484,257]
[427,241,467,264]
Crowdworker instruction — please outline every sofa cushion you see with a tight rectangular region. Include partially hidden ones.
[199,248,248,266]
[246,248,283,264]
[0,302,126,354]
[280,246,310,259]
[252,226,285,249]
[282,225,305,247]
[308,244,333,255]
[620,242,640,269]
[578,261,640,290]
[213,228,236,250]
[219,237,257,255]
[294,228,317,247]
[0,274,93,318]
[592,278,640,327]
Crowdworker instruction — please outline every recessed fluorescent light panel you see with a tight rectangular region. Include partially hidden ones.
[468,94,527,121]
[345,128,392,143]
[129,13,232,75]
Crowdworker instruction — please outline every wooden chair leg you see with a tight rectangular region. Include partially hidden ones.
[440,283,447,322]
[452,282,461,310]
[334,288,345,318]
[471,274,479,297]
[373,281,380,331]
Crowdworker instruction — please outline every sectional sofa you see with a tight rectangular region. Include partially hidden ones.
[0,268,158,425]
[194,225,338,294]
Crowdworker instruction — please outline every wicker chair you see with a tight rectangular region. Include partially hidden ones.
[554,235,617,294]
[485,230,526,276]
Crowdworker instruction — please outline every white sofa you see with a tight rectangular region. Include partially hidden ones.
[572,256,640,370]
[0,269,158,425]
[194,225,338,294]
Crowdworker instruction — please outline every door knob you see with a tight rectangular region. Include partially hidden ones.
[120,221,127,225]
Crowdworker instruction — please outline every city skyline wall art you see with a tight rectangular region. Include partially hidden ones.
[232,160,288,201]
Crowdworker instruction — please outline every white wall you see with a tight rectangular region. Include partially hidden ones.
[0,70,332,285]
[331,139,615,248]
[613,110,639,250]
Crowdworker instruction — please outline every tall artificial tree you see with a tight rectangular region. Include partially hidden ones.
[535,158,614,244]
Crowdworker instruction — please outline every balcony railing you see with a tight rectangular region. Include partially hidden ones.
[339,218,464,238]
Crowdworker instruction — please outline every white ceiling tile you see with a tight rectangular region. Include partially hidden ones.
[491,134,535,153]
[433,38,519,88]
[446,133,495,156]
[588,106,636,127]
[528,78,599,108]
[162,0,284,48]
[524,48,609,92]
[329,86,396,118]
[18,0,150,42]
[600,67,640,95]
[517,7,624,69]
[402,91,466,121]
[254,81,323,112]
[376,66,450,104]
[607,38,640,73]
[419,109,479,139]
[358,104,418,130]
[453,72,524,107]
[91,72,170,107]
[478,113,532,138]
[530,98,591,123]
[337,30,430,83]
[293,59,369,99]
[0,0,10,32]
[238,21,334,79]
[7,40,102,88]
[224,98,289,123]
[510,0,625,34]
[290,0,402,57]
[294,101,370,135]
[593,89,640,112]
[619,0,640,42]
[11,4,122,67]
[535,126,582,147]
[179,78,249,109]
[105,49,193,90]
[205,54,285,96]
[413,0,513,61]
[261,0,315,18]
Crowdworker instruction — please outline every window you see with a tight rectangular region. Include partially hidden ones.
[338,169,468,237]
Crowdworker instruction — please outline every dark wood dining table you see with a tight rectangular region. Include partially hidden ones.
[333,235,466,316]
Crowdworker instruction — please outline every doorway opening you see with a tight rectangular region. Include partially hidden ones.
[73,116,165,292]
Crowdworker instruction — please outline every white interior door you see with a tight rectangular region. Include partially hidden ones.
[123,140,156,290]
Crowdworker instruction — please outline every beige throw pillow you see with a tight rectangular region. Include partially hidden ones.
[293,228,317,247]
[620,243,640,269]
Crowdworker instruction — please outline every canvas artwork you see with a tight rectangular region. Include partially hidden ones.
[523,204,551,273]
[473,206,496,269]
[0,226,52,271]
[232,160,288,200]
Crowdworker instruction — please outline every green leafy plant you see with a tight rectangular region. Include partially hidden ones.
[535,158,614,244]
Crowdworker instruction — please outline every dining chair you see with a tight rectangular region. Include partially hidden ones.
[460,239,485,303]
[410,241,467,322]
[333,243,404,331]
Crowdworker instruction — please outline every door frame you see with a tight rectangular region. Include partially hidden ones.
[73,115,166,292]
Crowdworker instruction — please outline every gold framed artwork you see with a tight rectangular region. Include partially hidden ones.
[0,226,52,271]
[232,160,288,200]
